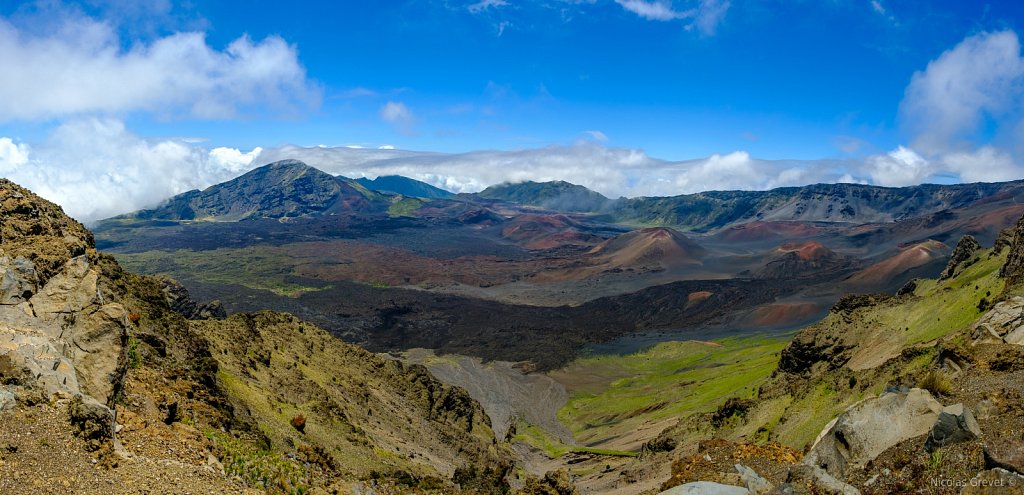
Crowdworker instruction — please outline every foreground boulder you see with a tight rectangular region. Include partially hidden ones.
[658,481,749,495]
[803,388,942,477]
[925,403,982,452]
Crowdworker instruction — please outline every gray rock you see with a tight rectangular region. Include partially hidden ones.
[0,255,37,304]
[972,297,1024,345]
[925,403,982,452]
[0,388,14,410]
[69,394,113,451]
[0,255,127,407]
[735,464,773,494]
[766,484,797,495]
[786,465,860,495]
[657,481,750,495]
[803,388,941,477]
[1005,326,1024,346]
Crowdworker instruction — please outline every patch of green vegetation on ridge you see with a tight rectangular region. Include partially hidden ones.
[896,251,1004,345]
[556,335,789,448]
[510,419,637,459]
[755,247,1007,449]
[114,247,325,297]
[387,197,425,218]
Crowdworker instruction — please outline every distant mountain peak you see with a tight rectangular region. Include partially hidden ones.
[355,175,454,199]
[130,159,386,221]
[478,180,609,212]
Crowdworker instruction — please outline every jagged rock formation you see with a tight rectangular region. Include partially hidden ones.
[0,180,126,412]
[1000,214,1024,287]
[158,277,226,320]
[939,234,981,280]
[971,296,1024,345]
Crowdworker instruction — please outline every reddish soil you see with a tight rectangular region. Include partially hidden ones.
[715,221,822,242]
[777,241,833,261]
[746,302,822,327]
[847,240,948,286]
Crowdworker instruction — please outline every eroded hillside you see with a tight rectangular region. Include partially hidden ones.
[0,179,528,494]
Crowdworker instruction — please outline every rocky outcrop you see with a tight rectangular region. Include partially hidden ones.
[159,277,226,320]
[0,180,126,432]
[971,296,1024,345]
[925,403,982,452]
[0,254,127,406]
[939,235,981,280]
[1001,214,1024,287]
[803,388,942,478]
[657,481,749,495]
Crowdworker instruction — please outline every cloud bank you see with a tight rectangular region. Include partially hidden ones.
[859,30,1024,187]
[0,118,262,223]
[0,12,320,121]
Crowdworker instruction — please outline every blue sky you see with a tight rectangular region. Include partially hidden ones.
[2,1,1024,222]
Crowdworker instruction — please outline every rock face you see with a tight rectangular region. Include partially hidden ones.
[803,388,942,478]
[1001,214,1024,287]
[159,277,226,320]
[925,403,982,452]
[939,235,981,280]
[972,297,1024,345]
[0,180,126,410]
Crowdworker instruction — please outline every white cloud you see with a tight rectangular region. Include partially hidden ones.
[468,0,509,14]
[864,146,930,187]
[586,130,609,142]
[0,137,30,173]
[0,118,265,224]
[380,102,413,124]
[208,146,263,173]
[257,143,858,200]
[901,30,1024,154]
[0,11,319,121]
[940,146,1024,183]
[871,0,886,14]
[615,0,689,21]
[379,101,416,134]
[615,0,730,34]
[689,0,730,36]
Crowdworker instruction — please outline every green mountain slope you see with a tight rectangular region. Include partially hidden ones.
[357,175,454,199]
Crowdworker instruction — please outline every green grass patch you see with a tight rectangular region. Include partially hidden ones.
[511,419,637,459]
[387,197,424,218]
[557,335,788,447]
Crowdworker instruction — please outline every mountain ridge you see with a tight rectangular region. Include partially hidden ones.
[356,175,455,199]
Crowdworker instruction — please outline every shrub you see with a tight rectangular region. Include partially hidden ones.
[290,414,306,433]
[919,370,952,396]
